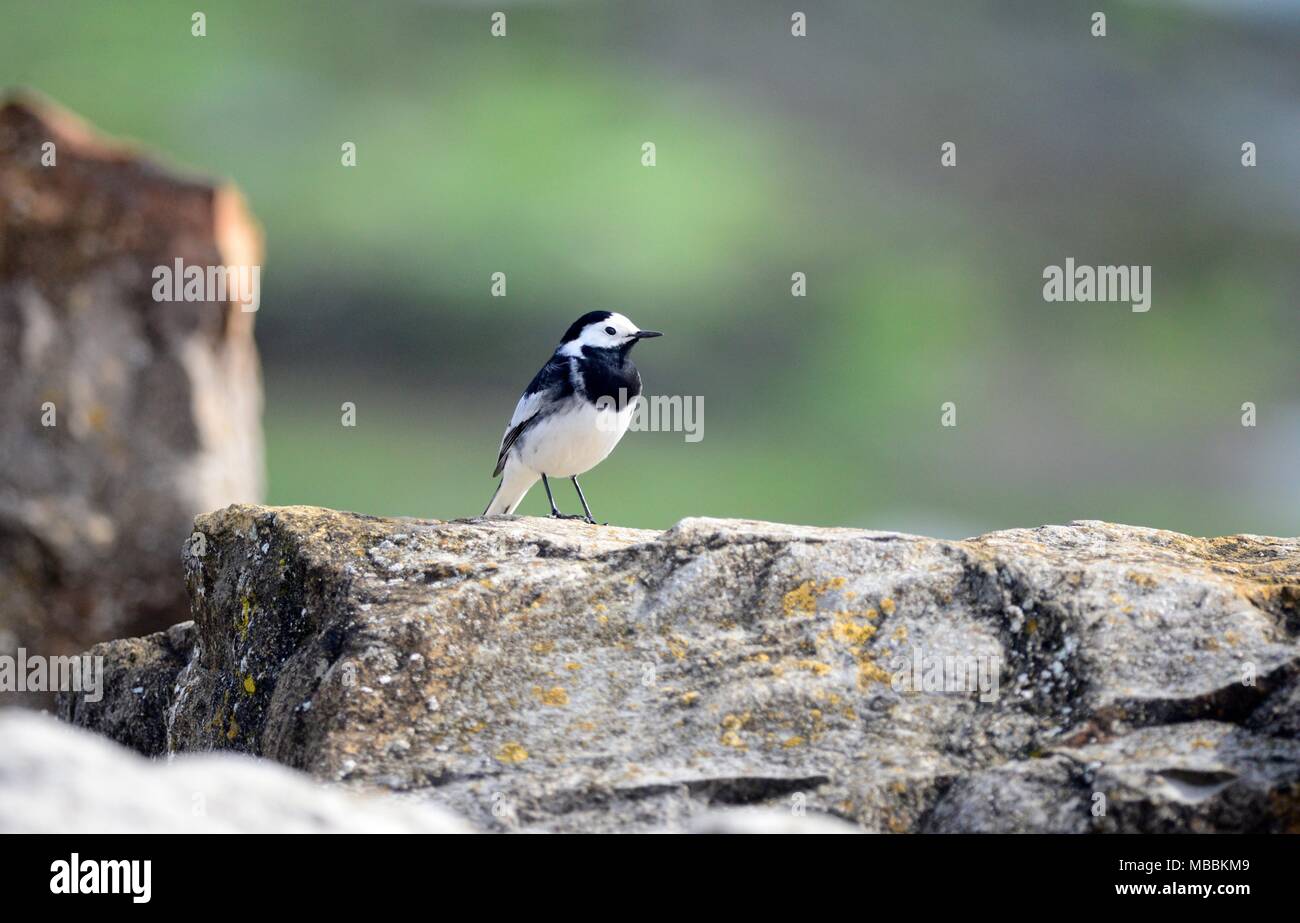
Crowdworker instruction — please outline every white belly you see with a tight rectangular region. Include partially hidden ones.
[517,400,633,478]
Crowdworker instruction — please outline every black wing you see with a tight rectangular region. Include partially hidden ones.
[492,355,574,477]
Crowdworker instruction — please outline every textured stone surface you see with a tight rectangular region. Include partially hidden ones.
[57,621,196,756]
[70,505,1300,832]
[0,93,263,671]
[0,709,471,833]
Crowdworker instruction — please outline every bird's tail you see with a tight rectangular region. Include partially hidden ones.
[484,462,539,516]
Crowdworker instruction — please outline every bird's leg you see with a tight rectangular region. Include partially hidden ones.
[542,474,562,517]
[571,476,598,525]
[542,474,583,519]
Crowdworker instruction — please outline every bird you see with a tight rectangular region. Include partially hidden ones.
[483,310,661,522]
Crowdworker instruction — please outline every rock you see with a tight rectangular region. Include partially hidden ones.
[68,506,1300,833]
[0,709,471,833]
[56,621,196,756]
[924,719,1300,833]
[0,93,264,678]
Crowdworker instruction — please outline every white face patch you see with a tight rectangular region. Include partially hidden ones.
[560,312,642,355]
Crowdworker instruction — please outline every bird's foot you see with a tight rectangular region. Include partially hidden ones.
[548,512,586,520]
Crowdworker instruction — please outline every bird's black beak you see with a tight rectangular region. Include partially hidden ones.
[633,330,663,339]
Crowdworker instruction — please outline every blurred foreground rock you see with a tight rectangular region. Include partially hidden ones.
[0,709,471,833]
[0,93,263,668]
[65,506,1300,833]
[4,707,854,834]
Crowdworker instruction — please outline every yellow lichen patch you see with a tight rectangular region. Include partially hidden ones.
[681,690,700,706]
[531,640,554,654]
[533,685,569,707]
[880,597,896,616]
[243,675,256,694]
[720,712,752,745]
[1191,737,1215,750]
[722,712,746,727]
[831,611,878,647]
[1026,618,1039,635]
[565,662,582,671]
[1224,630,1242,647]
[236,596,252,640]
[857,659,893,689]
[782,736,805,749]
[667,636,688,660]
[794,659,833,676]
[496,742,529,763]
[1126,571,1159,588]
[226,717,239,741]
[782,580,820,616]
[784,577,851,616]
[893,625,909,641]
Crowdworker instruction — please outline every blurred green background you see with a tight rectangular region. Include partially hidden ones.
[5,0,1297,536]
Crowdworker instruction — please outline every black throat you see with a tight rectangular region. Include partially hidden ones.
[575,345,642,404]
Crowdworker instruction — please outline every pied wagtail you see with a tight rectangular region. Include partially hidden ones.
[483,311,662,522]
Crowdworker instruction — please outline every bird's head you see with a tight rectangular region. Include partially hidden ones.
[557,311,662,357]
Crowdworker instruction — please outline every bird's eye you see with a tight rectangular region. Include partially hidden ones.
[604,326,616,335]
